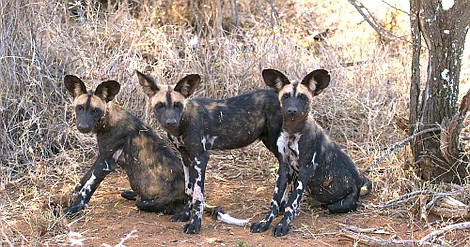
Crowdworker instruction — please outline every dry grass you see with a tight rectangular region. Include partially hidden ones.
[1,0,468,245]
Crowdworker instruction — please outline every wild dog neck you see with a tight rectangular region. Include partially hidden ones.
[281,114,309,134]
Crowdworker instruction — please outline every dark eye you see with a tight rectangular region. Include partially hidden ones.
[76,105,83,111]
[174,102,183,109]
[93,108,101,113]
[282,94,289,100]
[299,94,307,100]
[155,102,164,109]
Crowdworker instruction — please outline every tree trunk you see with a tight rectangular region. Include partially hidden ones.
[409,0,470,183]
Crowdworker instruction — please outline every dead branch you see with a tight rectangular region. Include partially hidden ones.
[339,223,390,234]
[346,0,407,42]
[428,196,470,220]
[340,222,470,246]
[338,229,417,247]
[379,0,409,15]
[418,222,470,245]
[361,127,441,175]
[378,187,468,209]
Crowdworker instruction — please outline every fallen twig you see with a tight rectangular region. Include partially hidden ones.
[339,223,390,234]
[339,229,416,247]
[339,222,470,246]
[418,222,470,244]
[370,186,467,210]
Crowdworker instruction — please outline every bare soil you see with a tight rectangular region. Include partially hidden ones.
[59,151,432,247]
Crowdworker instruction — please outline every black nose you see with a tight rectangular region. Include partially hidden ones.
[287,107,297,114]
[165,119,177,127]
[77,123,91,133]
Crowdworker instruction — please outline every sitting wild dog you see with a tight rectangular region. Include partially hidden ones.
[252,69,371,236]
[63,75,189,215]
[136,70,283,234]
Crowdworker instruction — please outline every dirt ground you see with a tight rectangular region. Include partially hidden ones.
[56,152,434,247]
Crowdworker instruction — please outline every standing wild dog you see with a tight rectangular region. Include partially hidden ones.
[136,70,283,234]
[252,69,371,236]
[63,75,188,215]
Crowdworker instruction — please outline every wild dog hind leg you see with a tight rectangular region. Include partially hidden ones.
[66,157,117,214]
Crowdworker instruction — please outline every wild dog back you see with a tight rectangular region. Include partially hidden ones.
[178,90,282,150]
[64,75,187,214]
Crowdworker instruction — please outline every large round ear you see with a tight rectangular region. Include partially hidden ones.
[136,70,160,98]
[174,74,201,98]
[64,75,87,98]
[301,69,330,96]
[95,80,120,102]
[262,69,290,93]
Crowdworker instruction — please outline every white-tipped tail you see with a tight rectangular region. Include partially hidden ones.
[216,212,249,226]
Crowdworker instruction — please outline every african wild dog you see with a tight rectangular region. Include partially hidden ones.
[63,75,248,226]
[251,69,371,236]
[136,70,283,234]
[64,75,188,215]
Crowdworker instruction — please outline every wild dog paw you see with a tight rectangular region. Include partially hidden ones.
[65,204,84,216]
[250,221,271,233]
[272,222,290,236]
[183,221,201,234]
[120,190,137,200]
[170,211,191,222]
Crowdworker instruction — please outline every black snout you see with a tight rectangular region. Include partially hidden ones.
[77,122,93,133]
[165,118,177,128]
[287,107,298,114]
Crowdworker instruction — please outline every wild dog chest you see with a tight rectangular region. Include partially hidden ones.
[276,131,302,172]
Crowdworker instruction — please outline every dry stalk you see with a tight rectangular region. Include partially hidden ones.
[340,222,470,246]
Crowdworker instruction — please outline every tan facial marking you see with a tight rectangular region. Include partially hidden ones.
[73,94,107,111]
[149,85,187,108]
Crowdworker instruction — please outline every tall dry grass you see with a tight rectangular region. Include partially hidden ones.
[1,0,467,245]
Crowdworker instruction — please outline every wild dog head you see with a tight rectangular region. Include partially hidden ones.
[136,70,201,134]
[64,75,120,133]
[263,69,330,124]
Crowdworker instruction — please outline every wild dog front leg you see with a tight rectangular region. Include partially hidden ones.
[272,159,317,236]
[250,160,289,233]
[66,157,116,215]
[170,150,193,222]
[183,152,209,234]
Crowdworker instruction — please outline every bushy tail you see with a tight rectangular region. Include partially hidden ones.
[359,176,372,196]
[205,204,249,226]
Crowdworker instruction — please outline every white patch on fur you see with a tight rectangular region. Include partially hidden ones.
[102,148,123,171]
[277,131,289,159]
[311,152,318,171]
[301,77,317,93]
[193,158,204,216]
[274,79,284,91]
[79,172,97,202]
[277,131,302,171]
[103,161,112,172]
[201,135,217,151]
[191,158,204,222]
[183,164,191,195]
[112,148,123,161]
[271,198,279,208]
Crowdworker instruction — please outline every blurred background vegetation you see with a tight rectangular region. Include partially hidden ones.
[0,0,468,245]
